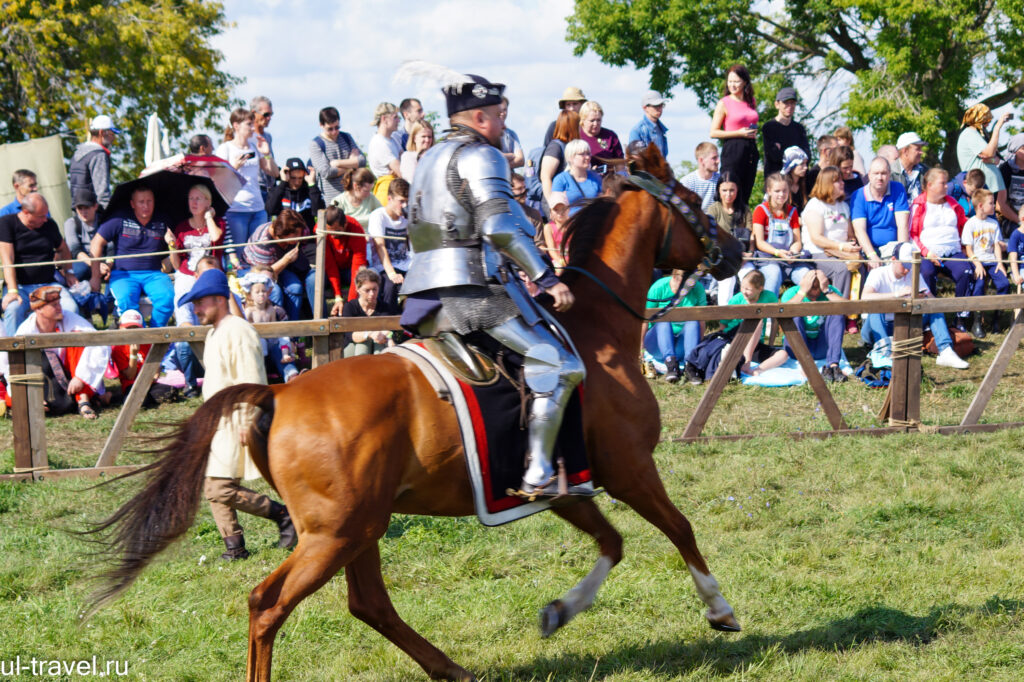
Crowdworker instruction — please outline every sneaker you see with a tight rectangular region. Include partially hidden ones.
[683,363,702,385]
[182,385,201,400]
[821,365,836,383]
[954,316,970,333]
[664,357,681,384]
[936,346,969,369]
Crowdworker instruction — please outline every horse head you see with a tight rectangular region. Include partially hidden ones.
[626,142,743,281]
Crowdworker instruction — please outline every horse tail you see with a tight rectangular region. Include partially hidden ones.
[81,383,276,616]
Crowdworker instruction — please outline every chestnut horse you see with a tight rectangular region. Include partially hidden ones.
[86,144,744,681]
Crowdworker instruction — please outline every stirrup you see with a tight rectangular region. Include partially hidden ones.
[506,461,597,502]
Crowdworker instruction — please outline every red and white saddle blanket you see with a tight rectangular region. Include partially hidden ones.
[387,342,592,526]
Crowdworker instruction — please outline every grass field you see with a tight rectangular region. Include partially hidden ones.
[2,328,1024,680]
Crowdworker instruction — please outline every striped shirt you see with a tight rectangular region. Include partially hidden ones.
[308,132,365,204]
[681,171,720,211]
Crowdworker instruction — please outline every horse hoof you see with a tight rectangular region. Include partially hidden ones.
[539,599,568,638]
[707,611,742,632]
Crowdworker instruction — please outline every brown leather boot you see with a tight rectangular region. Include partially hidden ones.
[220,534,250,561]
[269,502,297,549]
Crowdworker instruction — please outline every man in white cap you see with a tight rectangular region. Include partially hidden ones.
[69,114,120,211]
[629,90,668,158]
[997,133,1024,233]
[893,132,928,201]
[860,242,968,369]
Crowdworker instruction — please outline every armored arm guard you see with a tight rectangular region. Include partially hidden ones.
[459,146,554,284]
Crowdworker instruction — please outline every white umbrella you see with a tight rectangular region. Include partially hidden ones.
[143,113,169,167]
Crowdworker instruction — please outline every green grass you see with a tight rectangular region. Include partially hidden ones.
[2,330,1024,680]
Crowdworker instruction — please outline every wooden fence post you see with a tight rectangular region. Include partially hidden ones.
[95,343,169,468]
[8,348,35,477]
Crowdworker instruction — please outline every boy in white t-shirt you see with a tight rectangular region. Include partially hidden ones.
[961,188,1009,336]
[366,178,410,309]
[860,242,968,368]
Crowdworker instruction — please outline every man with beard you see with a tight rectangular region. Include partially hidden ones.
[178,267,296,560]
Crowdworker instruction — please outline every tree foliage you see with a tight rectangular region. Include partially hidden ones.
[0,0,240,177]
[567,0,1024,168]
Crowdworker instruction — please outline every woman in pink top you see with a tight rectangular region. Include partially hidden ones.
[710,64,760,207]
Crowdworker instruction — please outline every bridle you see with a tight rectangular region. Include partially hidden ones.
[562,170,725,322]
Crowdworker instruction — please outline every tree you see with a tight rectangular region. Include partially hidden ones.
[567,0,1024,169]
[0,0,241,179]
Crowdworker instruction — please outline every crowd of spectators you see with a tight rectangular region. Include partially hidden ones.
[2,71,1024,416]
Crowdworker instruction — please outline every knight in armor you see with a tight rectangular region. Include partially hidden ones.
[397,65,593,499]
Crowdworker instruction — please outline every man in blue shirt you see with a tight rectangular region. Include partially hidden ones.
[851,157,911,269]
[0,170,38,216]
[89,186,175,327]
[628,90,668,159]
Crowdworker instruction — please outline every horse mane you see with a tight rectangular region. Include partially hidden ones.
[559,191,638,285]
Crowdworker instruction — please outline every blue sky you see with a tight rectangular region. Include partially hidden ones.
[212,0,716,170]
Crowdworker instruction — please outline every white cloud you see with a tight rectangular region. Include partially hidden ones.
[212,0,713,168]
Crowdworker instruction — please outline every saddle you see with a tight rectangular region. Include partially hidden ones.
[386,338,592,526]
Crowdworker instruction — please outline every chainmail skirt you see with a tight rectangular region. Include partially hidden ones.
[437,284,519,335]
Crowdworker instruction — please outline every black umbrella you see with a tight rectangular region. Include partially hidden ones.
[100,171,230,227]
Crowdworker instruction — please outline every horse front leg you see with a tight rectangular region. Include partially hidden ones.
[540,499,623,637]
[607,469,740,632]
[345,544,477,681]
[246,533,366,682]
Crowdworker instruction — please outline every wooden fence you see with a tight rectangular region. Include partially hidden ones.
[3,292,1024,482]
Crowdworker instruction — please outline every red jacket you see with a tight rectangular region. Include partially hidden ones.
[909,193,967,258]
[318,216,368,301]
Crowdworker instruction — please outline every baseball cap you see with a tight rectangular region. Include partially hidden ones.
[284,157,307,173]
[895,241,920,264]
[89,115,121,134]
[549,192,570,210]
[118,309,145,328]
[641,90,665,107]
[775,86,798,102]
[73,188,98,208]
[558,86,586,108]
[896,132,925,150]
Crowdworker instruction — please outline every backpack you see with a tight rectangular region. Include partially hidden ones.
[524,140,565,203]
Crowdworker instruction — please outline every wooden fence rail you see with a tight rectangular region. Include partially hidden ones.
[4,293,1024,483]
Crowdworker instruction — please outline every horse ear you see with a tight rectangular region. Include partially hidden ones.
[640,144,673,183]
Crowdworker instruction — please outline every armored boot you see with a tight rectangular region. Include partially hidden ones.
[269,501,297,549]
[517,367,594,500]
[485,317,594,501]
[221,534,250,561]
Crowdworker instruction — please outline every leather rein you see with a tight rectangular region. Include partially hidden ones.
[563,170,724,322]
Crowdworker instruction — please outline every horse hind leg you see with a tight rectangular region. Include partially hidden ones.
[345,544,477,681]
[246,533,369,682]
[612,474,740,632]
[540,499,623,638]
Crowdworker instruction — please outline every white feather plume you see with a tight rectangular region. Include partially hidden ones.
[393,60,474,94]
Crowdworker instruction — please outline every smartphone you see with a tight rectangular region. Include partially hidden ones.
[595,164,609,175]
[240,151,256,161]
